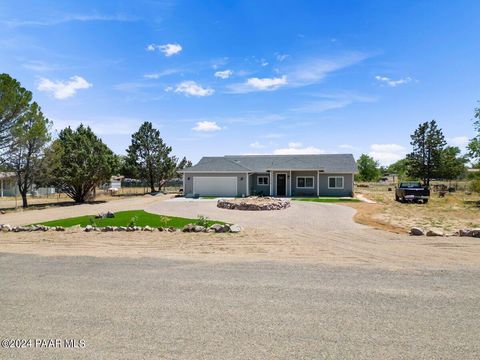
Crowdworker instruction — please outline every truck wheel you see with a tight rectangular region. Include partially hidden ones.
[423,199,429,204]
[395,195,399,201]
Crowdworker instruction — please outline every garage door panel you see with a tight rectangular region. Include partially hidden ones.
[193,177,237,196]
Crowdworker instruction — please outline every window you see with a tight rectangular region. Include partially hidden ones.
[257,176,269,185]
[328,176,344,189]
[296,176,314,189]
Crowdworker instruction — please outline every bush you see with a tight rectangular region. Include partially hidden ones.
[195,215,209,227]
[469,179,480,194]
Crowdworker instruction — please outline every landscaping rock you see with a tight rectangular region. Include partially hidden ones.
[106,211,115,218]
[143,226,154,232]
[117,226,127,231]
[157,227,164,232]
[426,229,444,237]
[217,196,290,211]
[410,227,424,236]
[55,226,65,231]
[229,224,242,233]
[85,225,94,232]
[193,225,206,233]
[460,229,480,238]
[1,224,12,232]
[182,224,194,232]
[209,223,226,233]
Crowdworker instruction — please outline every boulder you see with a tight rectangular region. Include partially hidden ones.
[229,224,242,233]
[209,223,225,233]
[117,226,127,231]
[106,211,115,218]
[410,227,424,236]
[143,226,154,232]
[55,226,65,232]
[426,229,444,237]
[1,224,12,232]
[182,224,195,232]
[193,225,206,233]
[84,225,94,232]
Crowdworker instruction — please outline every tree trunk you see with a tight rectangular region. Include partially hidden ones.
[21,192,28,208]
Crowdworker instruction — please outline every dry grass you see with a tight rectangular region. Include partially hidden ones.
[349,182,480,233]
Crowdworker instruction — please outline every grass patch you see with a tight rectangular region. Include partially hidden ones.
[200,196,218,199]
[292,197,360,203]
[36,210,224,228]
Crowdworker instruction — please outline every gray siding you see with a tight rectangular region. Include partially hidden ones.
[183,172,247,197]
[318,173,353,197]
[291,171,317,197]
[249,173,270,196]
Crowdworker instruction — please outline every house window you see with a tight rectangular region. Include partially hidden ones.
[328,176,344,189]
[296,176,314,189]
[257,176,269,185]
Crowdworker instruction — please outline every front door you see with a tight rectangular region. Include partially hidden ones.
[276,174,287,196]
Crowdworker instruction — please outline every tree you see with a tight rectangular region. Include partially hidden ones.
[356,154,380,181]
[0,74,33,158]
[467,103,480,167]
[406,120,446,186]
[50,125,117,203]
[126,122,172,192]
[386,158,408,180]
[438,146,467,182]
[6,103,51,207]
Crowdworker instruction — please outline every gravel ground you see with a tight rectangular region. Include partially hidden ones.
[0,253,479,360]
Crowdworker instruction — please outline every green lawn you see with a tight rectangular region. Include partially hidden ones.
[36,210,223,228]
[292,197,360,203]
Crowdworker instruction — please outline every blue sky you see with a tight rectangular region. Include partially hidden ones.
[1,0,479,165]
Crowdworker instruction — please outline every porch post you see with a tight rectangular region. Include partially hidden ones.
[1,179,3,197]
[317,171,320,197]
[289,170,292,197]
[246,172,249,197]
[270,171,273,196]
[182,172,185,196]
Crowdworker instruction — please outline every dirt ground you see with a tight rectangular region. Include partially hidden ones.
[352,183,480,233]
[1,195,480,271]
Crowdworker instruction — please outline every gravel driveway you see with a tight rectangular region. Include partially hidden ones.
[1,254,478,359]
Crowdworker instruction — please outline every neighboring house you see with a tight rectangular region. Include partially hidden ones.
[101,176,124,191]
[0,172,56,197]
[179,154,357,197]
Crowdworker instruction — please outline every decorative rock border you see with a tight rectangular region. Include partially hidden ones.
[0,223,242,234]
[410,227,480,238]
[217,197,290,211]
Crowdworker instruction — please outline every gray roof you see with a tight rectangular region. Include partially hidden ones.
[181,154,357,173]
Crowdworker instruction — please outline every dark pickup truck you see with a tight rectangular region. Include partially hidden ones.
[395,181,430,204]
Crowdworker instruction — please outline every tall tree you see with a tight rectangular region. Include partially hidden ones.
[126,122,172,192]
[49,125,117,203]
[356,154,380,181]
[438,146,467,181]
[6,103,51,207]
[467,103,480,167]
[0,74,33,157]
[406,120,446,186]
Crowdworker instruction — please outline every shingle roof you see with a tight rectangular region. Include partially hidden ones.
[181,154,357,173]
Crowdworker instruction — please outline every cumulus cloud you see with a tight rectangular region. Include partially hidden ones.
[369,143,407,165]
[250,141,266,149]
[214,70,233,79]
[247,75,287,90]
[275,53,289,62]
[374,75,413,87]
[448,136,469,147]
[273,142,325,155]
[146,43,182,56]
[192,121,222,132]
[37,75,92,99]
[175,81,214,97]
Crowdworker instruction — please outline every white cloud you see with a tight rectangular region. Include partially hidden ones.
[260,59,269,66]
[275,53,289,62]
[375,75,413,87]
[273,142,326,155]
[448,136,469,147]
[144,69,182,79]
[192,121,221,132]
[292,93,377,113]
[37,76,92,99]
[214,70,233,79]
[229,76,287,93]
[250,141,266,149]
[146,43,182,57]
[175,81,214,97]
[369,143,407,165]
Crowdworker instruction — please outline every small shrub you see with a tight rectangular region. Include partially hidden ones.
[468,179,480,194]
[128,216,138,227]
[88,217,97,227]
[195,215,209,227]
[158,215,171,227]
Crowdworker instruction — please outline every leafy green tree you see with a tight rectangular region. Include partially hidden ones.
[50,125,117,203]
[438,146,467,181]
[126,121,172,192]
[357,154,380,181]
[406,120,446,186]
[0,74,33,156]
[386,158,408,180]
[6,103,51,207]
[467,103,480,167]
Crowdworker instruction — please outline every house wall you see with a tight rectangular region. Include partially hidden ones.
[318,173,354,197]
[249,173,270,196]
[183,172,247,197]
[291,171,318,197]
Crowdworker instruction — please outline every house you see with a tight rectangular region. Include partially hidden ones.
[0,172,56,197]
[179,154,357,197]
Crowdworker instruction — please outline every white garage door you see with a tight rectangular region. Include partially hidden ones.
[193,177,237,197]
